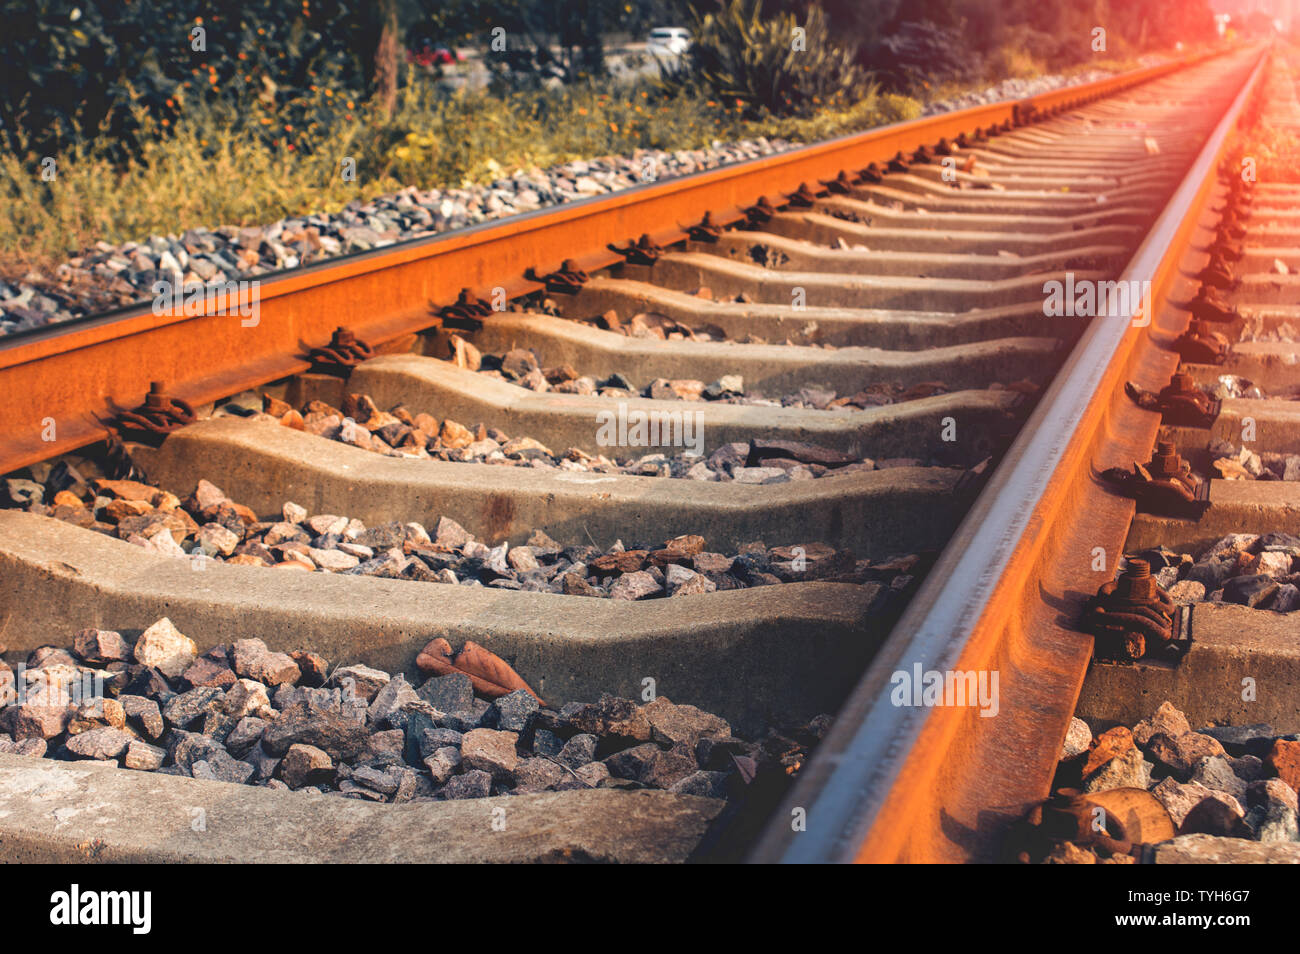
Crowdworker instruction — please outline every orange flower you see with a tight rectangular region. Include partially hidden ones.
[577,107,588,115]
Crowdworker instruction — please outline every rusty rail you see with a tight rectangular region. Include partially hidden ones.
[750,46,1268,864]
[0,50,1229,477]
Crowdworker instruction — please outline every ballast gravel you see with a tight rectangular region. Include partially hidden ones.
[3,470,926,603]
[1025,700,1300,863]
[0,618,831,806]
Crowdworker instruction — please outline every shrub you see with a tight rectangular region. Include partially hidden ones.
[658,0,871,118]
[867,19,977,95]
[0,0,380,157]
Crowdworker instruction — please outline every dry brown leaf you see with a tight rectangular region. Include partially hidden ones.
[416,637,543,703]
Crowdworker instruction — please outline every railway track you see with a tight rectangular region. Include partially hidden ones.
[0,45,1286,864]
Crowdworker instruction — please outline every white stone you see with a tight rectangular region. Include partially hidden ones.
[132,618,197,678]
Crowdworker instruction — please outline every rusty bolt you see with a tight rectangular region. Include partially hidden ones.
[1147,441,1182,480]
[1115,559,1156,601]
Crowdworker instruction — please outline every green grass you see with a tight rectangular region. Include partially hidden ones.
[0,78,921,275]
[2,33,1194,277]
[0,30,1220,280]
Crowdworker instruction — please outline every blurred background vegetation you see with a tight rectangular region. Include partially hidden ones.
[1,0,1233,263]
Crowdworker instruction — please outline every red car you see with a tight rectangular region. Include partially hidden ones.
[408,41,460,68]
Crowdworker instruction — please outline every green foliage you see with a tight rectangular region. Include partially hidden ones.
[660,0,870,117]
[0,73,920,267]
[870,19,977,93]
[0,0,381,157]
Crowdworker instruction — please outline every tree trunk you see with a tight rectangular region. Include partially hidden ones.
[372,0,399,118]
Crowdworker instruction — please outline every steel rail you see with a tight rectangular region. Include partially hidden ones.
[749,47,1268,865]
[0,51,1227,477]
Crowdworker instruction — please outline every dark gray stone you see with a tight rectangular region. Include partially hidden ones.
[161,686,224,729]
[605,742,697,789]
[261,701,370,761]
[417,672,474,713]
[437,698,491,732]
[168,729,228,772]
[532,729,564,759]
[192,749,255,784]
[557,733,598,769]
[418,727,464,760]
[441,769,492,799]
[225,716,268,756]
[363,729,406,766]
[352,764,401,795]
[243,742,281,781]
[1199,723,1278,757]
[668,770,731,799]
[1222,574,1279,608]
[487,689,540,733]
[512,757,566,793]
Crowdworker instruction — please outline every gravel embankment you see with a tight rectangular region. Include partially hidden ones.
[0,138,793,335]
[919,57,1166,115]
[0,617,829,803]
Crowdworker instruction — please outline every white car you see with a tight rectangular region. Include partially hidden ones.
[647,27,691,57]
